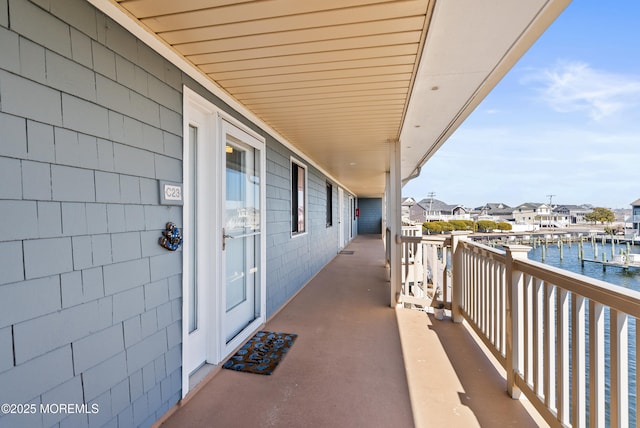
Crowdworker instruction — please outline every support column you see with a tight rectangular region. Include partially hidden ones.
[451,232,469,323]
[383,172,390,268]
[388,139,402,307]
[505,244,531,399]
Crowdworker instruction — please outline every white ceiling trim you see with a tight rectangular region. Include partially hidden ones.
[86,0,358,196]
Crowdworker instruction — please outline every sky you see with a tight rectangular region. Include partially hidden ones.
[402,1,640,210]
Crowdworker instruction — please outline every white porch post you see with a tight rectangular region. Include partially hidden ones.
[388,139,402,307]
[505,244,531,399]
[451,232,468,323]
[383,172,390,268]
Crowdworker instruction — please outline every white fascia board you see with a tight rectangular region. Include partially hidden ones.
[86,0,356,197]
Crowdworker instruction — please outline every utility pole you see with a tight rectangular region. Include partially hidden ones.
[427,191,436,220]
[546,194,556,227]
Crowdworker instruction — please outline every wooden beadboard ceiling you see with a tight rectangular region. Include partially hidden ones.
[110,0,569,197]
[114,0,431,196]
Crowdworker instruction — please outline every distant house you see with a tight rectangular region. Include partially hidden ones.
[552,205,592,225]
[474,202,513,221]
[400,197,470,224]
[631,199,640,234]
[401,197,417,224]
[513,203,553,226]
[416,198,469,222]
[408,200,427,223]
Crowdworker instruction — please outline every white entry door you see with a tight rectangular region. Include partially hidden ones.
[222,121,262,343]
[183,89,266,395]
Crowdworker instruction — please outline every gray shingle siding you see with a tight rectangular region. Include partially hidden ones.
[0,0,350,426]
[0,0,182,426]
[264,143,341,316]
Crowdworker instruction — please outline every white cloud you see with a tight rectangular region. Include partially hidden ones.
[522,61,640,120]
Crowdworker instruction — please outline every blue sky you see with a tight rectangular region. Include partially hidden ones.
[402,2,640,210]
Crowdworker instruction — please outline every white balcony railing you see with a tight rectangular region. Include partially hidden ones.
[400,230,451,310]
[400,230,640,427]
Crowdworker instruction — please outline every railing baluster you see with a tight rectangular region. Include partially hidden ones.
[471,252,477,323]
[477,251,482,328]
[443,244,450,303]
[402,239,408,289]
[481,253,486,335]
[464,248,469,314]
[415,241,420,297]
[556,288,570,424]
[491,259,497,350]
[544,283,556,411]
[610,309,629,427]
[571,293,586,428]
[533,278,543,397]
[488,257,492,339]
[523,273,530,386]
[589,301,605,427]
[500,263,506,356]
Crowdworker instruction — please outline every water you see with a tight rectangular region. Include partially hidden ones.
[526,239,639,426]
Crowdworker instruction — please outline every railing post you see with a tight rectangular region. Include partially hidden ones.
[451,232,468,323]
[504,244,531,399]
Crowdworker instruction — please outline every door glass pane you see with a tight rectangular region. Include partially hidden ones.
[226,235,250,310]
[188,125,198,333]
[226,235,245,309]
[225,139,260,234]
[225,137,259,313]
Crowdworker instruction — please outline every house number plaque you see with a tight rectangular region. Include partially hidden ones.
[159,181,183,205]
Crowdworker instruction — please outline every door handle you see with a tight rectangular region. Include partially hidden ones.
[222,228,234,250]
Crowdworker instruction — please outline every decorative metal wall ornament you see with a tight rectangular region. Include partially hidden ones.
[159,222,183,251]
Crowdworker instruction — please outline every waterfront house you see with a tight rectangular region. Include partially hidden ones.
[513,202,554,227]
[631,199,640,235]
[412,198,469,223]
[552,204,592,225]
[474,202,514,222]
[401,196,417,224]
[0,1,599,428]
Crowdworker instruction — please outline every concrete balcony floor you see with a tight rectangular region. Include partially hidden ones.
[160,235,547,428]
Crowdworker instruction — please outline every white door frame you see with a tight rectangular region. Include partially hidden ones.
[338,187,344,249]
[182,87,266,397]
[349,196,354,239]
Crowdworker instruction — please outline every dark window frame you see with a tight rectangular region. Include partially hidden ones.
[326,182,333,227]
[291,160,307,235]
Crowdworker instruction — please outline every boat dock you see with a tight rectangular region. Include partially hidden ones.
[581,253,640,271]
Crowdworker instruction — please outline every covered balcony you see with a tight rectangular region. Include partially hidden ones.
[159,230,639,428]
[157,235,544,427]
[84,1,606,427]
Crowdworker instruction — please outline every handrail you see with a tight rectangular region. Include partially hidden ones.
[448,235,639,427]
[513,257,640,315]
